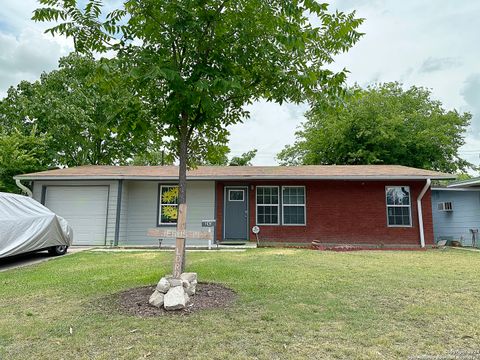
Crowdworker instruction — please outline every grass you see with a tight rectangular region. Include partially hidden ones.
[0,248,479,359]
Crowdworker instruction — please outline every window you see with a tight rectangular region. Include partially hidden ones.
[159,185,179,225]
[229,189,244,201]
[437,202,453,211]
[386,186,411,226]
[256,186,279,225]
[282,186,306,225]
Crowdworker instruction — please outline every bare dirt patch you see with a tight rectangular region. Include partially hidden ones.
[108,282,237,317]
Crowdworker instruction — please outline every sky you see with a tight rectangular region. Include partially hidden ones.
[1,0,479,168]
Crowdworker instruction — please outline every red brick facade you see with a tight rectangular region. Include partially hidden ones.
[216,180,434,248]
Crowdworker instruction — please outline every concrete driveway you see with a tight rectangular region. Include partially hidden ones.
[0,246,92,272]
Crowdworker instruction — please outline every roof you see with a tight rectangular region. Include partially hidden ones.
[447,176,480,188]
[14,165,454,181]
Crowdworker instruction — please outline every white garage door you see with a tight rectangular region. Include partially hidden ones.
[45,186,109,246]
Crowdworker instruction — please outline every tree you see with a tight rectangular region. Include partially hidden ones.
[0,53,155,167]
[33,0,363,277]
[0,127,50,193]
[229,149,257,166]
[278,82,472,173]
[196,148,257,166]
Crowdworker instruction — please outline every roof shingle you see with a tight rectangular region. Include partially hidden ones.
[15,165,453,180]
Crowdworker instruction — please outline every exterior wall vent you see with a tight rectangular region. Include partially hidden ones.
[437,202,453,212]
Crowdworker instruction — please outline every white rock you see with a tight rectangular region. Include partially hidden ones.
[148,290,165,308]
[183,281,196,296]
[168,278,183,287]
[180,272,197,284]
[181,273,197,295]
[156,277,171,293]
[164,285,187,310]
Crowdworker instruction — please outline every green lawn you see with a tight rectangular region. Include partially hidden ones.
[1,249,479,359]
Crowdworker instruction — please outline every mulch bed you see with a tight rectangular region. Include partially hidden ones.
[109,282,237,317]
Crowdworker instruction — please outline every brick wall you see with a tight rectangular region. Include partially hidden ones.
[216,180,434,247]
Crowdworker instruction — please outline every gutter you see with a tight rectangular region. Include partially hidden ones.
[417,178,431,248]
[15,179,33,197]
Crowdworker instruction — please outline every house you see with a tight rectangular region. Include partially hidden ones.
[432,177,480,247]
[14,165,452,248]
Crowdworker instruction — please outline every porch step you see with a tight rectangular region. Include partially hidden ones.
[219,240,248,245]
[218,242,257,249]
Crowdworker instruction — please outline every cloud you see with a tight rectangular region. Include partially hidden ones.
[332,0,385,12]
[0,28,72,96]
[460,74,480,133]
[0,0,74,97]
[461,74,480,111]
[419,57,462,73]
[227,101,308,165]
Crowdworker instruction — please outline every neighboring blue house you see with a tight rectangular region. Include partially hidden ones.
[432,177,480,247]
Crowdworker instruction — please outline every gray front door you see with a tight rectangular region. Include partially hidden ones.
[224,187,248,240]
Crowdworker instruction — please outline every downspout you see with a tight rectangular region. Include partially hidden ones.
[417,178,431,248]
[15,179,33,197]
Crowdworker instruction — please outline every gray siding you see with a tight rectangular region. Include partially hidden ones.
[31,179,215,247]
[123,181,215,246]
[432,189,480,246]
[118,181,129,244]
[32,180,119,246]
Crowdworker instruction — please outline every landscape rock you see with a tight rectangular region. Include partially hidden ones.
[180,272,197,284]
[168,278,183,287]
[183,280,196,296]
[180,272,197,295]
[148,290,165,308]
[164,285,188,310]
[156,277,170,293]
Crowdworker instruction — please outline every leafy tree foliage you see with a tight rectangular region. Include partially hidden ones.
[0,127,50,193]
[229,149,257,166]
[33,0,363,196]
[278,82,472,173]
[197,148,257,166]
[0,53,154,167]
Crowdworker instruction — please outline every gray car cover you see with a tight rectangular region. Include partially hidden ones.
[0,192,73,258]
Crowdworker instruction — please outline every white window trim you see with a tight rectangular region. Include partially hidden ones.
[256,185,280,226]
[159,184,179,226]
[281,186,306,226]
[228,189,245,202]
[385,186,412,228]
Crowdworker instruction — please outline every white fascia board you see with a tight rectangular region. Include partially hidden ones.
[448,180,480,188]
[432,187,480,192]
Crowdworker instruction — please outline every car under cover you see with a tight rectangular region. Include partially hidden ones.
[0,192,73,258]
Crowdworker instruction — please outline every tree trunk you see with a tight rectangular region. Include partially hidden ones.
[173,113,189,278]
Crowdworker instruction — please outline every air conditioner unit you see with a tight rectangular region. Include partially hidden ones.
[437,202,453,211]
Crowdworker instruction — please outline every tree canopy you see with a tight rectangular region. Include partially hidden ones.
[0,127,50,193]
[0,53,157,167]
[229,149,257,166]
[277,82,472,173]
[32,0,364,172]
